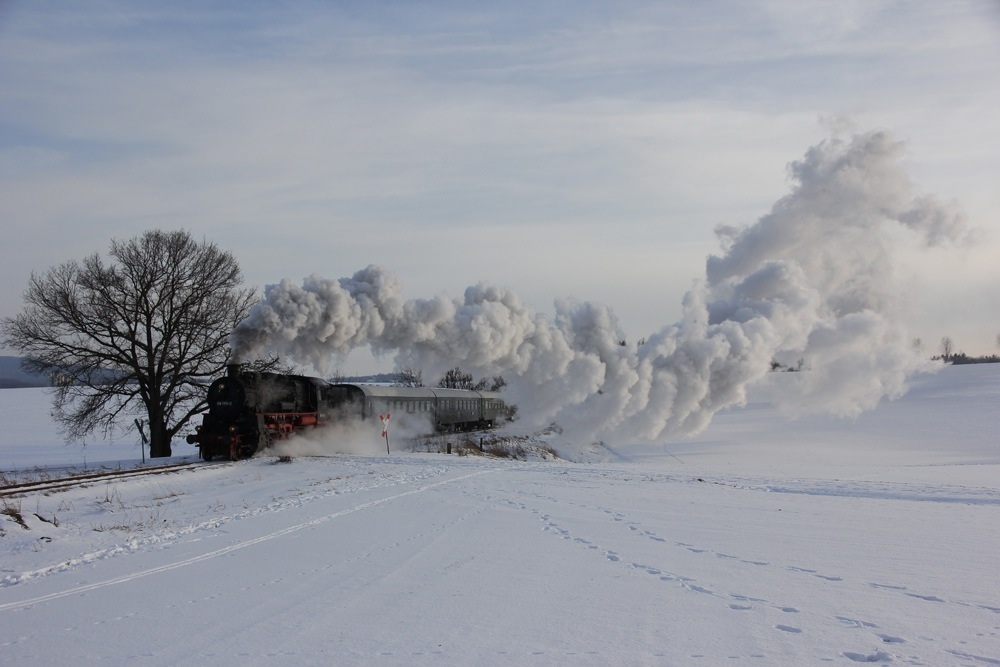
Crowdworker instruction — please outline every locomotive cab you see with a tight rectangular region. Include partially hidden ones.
[188,367,269,460]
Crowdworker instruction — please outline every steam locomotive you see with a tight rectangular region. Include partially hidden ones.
[186,365,504,460]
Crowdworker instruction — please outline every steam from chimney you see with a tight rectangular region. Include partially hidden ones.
[230,131,967,443]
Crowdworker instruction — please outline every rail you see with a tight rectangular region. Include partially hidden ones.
[0,461,228,499]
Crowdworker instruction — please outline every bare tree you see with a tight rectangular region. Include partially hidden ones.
[1,230,257,457]
[397,367,423,387]
[438,367,477,390]
[436,367,505,392]
[437,367,491,390]
[940,336,954,362]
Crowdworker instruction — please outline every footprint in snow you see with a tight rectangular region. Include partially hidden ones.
[869,582,906,591]
[683,583,714,595]
[843,649,894,662]
[731,593,768,604]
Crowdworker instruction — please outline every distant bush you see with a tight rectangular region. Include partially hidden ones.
[411,433,557,460]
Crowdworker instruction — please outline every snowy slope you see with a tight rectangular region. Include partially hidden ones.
[1,364,999,665]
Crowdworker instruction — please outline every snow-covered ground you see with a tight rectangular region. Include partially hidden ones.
[1,364,998,665]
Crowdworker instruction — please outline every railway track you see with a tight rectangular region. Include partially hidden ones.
[0,461,227,499]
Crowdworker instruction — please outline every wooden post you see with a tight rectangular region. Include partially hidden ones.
[380,413,391,455]
[134,419,147,464]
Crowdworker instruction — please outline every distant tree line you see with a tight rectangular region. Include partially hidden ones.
[394,366,507,392]
[932,336,1000,365]
[395,366,516,422]
[437,367,507,392]
[931,352,1000,365]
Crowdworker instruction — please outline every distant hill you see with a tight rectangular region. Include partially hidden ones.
[0,356,51,389]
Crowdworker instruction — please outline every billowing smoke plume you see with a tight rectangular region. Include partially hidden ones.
[231,131,967,443]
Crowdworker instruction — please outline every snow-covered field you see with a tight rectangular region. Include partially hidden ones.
[1,364,999,665]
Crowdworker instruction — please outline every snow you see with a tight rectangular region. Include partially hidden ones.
[2,364,999,665]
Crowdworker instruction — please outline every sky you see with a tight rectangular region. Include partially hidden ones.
[2,1,999,374]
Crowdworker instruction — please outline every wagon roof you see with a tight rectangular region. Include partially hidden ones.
[330,384,499,401]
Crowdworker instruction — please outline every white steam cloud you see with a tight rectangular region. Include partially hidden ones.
[231,131,968,443]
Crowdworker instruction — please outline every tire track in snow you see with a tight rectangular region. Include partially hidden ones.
[0,468,496,613]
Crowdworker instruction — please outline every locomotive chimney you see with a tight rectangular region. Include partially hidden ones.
[226,363,242,378]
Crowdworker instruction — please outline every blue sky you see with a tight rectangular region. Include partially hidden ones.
[2,1,998,372]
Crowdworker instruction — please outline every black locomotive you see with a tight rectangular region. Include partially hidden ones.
[187,365,504,460]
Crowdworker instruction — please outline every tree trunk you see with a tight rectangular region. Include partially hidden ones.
[149,415,172,458]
